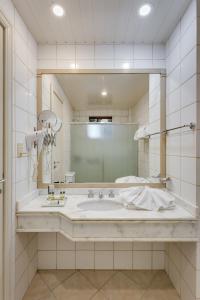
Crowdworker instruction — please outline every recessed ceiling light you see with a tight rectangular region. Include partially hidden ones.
[101,90,107,97]
[122,63,130,69]
[138,3,152,17]
[52,4,65,17]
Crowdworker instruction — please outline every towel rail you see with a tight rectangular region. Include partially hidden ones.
[147,122,195,138]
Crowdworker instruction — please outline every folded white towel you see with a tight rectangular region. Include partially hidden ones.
[25,130,45,154]
[115,176,150,183]
[119,186,175,211]
[134,125,149,141]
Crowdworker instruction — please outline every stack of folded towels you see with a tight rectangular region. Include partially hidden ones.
[119,186,176,211]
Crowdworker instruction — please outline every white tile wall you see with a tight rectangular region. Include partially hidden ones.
[38,233,165,271]
[1,1,199,300]
[165,2,200,300]
[38,43,165,70]
[166,0,198,210]
[0,2,38,300]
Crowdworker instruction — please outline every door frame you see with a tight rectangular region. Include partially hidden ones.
[0,11,14,300]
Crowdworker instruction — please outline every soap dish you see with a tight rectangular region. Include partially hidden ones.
[41,198,66,207]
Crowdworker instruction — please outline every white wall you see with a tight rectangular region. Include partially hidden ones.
[165,1,200,300]
[129,92,149,177]
[0,1,38,300]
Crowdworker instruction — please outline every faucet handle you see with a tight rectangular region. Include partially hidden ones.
[108,190,115,198]
[99,191,104,199]
[88,190,94,198]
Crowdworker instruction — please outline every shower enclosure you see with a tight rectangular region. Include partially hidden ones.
[70,123,138,182]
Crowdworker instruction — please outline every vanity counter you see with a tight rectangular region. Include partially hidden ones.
[16,195,198,242]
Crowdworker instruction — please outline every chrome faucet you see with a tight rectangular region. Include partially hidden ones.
[88,190,94,198]
[108,190,115,198]
[99,191,103,199]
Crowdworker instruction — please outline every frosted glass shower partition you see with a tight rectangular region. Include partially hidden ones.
[70,123,138,183]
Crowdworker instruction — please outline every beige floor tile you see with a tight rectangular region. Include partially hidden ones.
[53,272,97,300]
[122,270,158,288]
[80,270,116,289]
[38,269,75,290]
[150,271,173,289]
[22,274,53,300]
[141,289,180,300]
[91,291,109,300]
[101,271,145,300]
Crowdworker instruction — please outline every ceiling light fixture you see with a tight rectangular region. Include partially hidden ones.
[138,3,152,17]
[101,90,107,97]
[52,4,65,17]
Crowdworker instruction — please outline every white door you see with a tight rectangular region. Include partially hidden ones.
[0,23,4,300]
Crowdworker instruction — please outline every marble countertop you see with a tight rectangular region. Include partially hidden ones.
[16,195,195,222]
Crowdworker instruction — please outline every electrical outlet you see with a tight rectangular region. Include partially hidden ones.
[17,143,24,157]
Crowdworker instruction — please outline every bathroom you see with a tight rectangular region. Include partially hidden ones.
[0,0,199,300]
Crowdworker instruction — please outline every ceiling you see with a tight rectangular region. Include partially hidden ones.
[13,0,191,44]
[55,74,149,110]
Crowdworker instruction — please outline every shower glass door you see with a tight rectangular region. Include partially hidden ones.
[71,123,138,182]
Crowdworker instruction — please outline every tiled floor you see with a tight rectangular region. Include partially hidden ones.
[22,270,180,300]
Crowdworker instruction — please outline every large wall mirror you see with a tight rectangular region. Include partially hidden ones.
[37,70,166,188]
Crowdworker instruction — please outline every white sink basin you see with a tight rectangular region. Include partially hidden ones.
[77,199,123,211]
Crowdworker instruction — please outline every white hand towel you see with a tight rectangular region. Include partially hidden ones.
[115,176,150,183]
[25,130,45,154]
[25,133,36,152]
[119,186,175,211]
[134,125,149,141]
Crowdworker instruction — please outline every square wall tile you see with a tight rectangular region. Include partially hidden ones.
[181,75,196,108]
[76,251,94,269]
[152,251,165,270]
[181,47,196,85]
[134,44,152,60]
[38,251,56,269]
[38,45,56,60]
[95,242,113,251]
[181,19,196,59]
[133,251,152,269]
[133,243,152,250]
[38,233,56,251]
[114,44,132,60]
[57,251,75,269]
[57,234,75,250]
[114,242,132,251]
[95,45,114,59]
[76,242,94,250]
[95,251,113,269]
[76,45,94,59]
[181,157,196,185]
[114,251,132,270]
[153,44,165,60]
[57,44,75,59]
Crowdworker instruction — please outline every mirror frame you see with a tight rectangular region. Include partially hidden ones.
[37,68,166,189]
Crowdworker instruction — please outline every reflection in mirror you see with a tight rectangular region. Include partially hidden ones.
[37,73,163,185]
